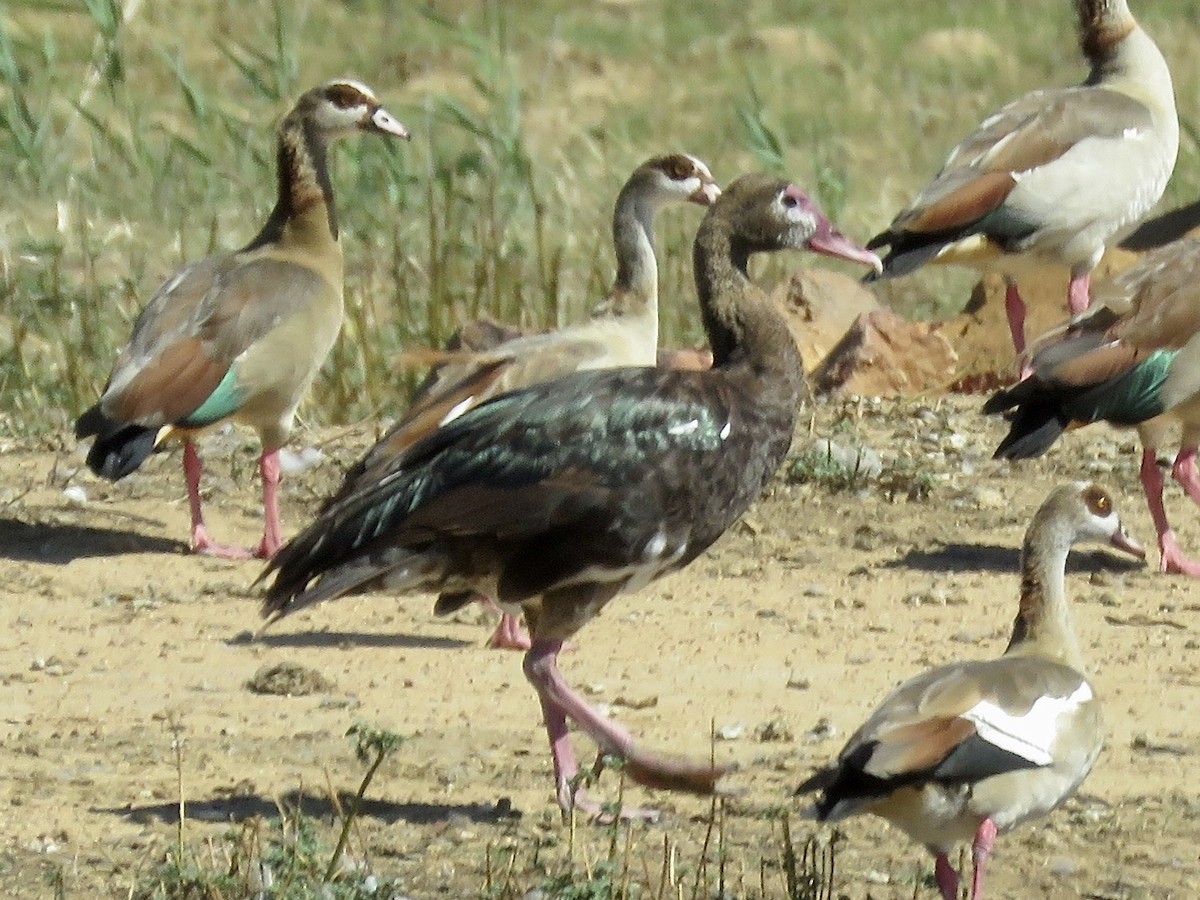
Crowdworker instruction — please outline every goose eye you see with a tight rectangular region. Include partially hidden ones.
[1083,486,1111,516]
[780,192,799,209]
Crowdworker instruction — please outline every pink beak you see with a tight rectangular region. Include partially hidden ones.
[1110,523,1145,560]
[808,219,883,274]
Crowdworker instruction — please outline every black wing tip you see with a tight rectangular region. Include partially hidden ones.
[794,766,837,798]
[84,426,158,481]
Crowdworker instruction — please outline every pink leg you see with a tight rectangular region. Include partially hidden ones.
[254,450,283,560]
[1003,278,1027,357]
[1141,449,1200,576]
[523,640,730,821]
[934,852,960,900]
[480,597,532,651]
[1067,271,1091,316]
[970,818,998,900]
[1164,448,1200,578]
[183,441,251,560]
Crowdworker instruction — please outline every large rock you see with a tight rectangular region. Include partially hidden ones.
[944,252,1136,389]
[771,269,882,375]
[812,309,958,397]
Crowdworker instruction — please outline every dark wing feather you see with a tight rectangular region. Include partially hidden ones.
[262,364,781,621]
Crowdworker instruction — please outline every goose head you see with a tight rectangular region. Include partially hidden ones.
[293,78,411,140]
[634,154,721,207]
[714,174,882,272]
[1037,482,1144,558]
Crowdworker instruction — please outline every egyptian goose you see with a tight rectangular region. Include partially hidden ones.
[796,483,1144,900]
[75,80,410,559]
[987,233,1200,576]
[332,154,718,649]
[260,174,882,818]
[866,0,1177,355]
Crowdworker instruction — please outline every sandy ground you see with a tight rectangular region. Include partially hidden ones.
[1,395,1198,899]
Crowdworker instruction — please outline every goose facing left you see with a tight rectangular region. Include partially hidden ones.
[75,79,410,560]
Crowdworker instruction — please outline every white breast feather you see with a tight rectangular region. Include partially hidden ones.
[961,683,1092,767]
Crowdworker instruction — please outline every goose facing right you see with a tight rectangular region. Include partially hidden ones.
[75,79,410,559]
[796,482,1143,900]
[259,174,882,819]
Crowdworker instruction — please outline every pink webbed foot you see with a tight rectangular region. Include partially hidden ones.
[524,638,731,823]
[486,612,533,651]
[190,524,254,560]
[1159,531,1200,577]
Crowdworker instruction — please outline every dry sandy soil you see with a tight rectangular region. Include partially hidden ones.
[1,395,1198,899]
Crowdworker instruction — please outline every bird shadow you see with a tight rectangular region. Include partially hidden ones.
[97,788,520,827]
[231,630,474,651]
[891,542,1147,575]
[0,517,184,563]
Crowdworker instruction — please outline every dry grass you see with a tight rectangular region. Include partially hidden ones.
[4,0,1199,433]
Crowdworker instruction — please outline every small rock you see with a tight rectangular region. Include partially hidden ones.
[716,724,746,741]
[755,719,794,742]
[62,485,88,505]
[803,717,836,743]
[278,446,324,475]
[245,662,334,696]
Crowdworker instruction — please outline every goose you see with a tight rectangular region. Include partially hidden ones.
[75,79,410,559]
[259,174,882,819]
[330,154,718,648]
[796,482,1144,900]
[986,233,1200,576]
[865,0,1177,356]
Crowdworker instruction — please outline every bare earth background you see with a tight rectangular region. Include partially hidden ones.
[1,396,1198,898]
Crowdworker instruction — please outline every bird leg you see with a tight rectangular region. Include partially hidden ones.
[254,450,284,560]
[970,818,998,900]
[1164,448,1200,577]
[934,852,960,900]
[523,639,731,822]
[183,440,252,560]
[1141,449,1200,576]
[1003,278,1027,357]
[1067,271,1091,316]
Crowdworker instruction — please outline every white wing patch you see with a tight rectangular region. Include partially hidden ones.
[719,420,732,440]
[668,418,700,436]
[962,682,1093,767]
[438,397,476,427]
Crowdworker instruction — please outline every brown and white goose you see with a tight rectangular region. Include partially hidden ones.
[259,174,881,819]
[796,483,1144,900]
[986,233,1200,576]
[75,79,410,559]
[333,153,717,648]
[866,0,1177,355]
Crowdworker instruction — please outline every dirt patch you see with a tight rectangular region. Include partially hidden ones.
[1,397,1198,898]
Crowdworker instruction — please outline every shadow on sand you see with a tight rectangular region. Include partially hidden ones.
[230,629,474,651]
[0,518,184,563]
[890,542,1147,575]
[98,788,521,828]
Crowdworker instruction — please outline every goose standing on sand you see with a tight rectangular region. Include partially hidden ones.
[260,175,882,818]
[75,80,410,559]
[796,483,1143,900]
[987,234,1200,576]
[331,154,718,648]
[866,0,1177,355]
